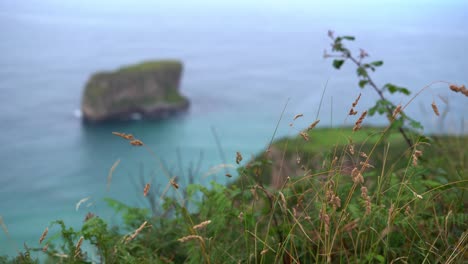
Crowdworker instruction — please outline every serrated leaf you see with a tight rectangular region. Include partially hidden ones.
[369,99,391,116]
[370,61,384,67]
[333,59,345,69]
[409,119,423,129]
[357,67,367,77]
[363,63,376,71]
[342,36,355,41]
[383,83,411,95]
[359,80,368,88]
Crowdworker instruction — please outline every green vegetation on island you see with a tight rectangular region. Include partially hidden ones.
[81,60,189,123]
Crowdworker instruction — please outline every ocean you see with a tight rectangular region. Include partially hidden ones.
[0,0,467,257]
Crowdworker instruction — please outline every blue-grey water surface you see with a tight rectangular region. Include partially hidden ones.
[0,0,467,257]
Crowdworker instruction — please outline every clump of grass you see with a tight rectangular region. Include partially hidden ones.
[2,33,467,264]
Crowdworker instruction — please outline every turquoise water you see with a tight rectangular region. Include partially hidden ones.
[1,0,467,256]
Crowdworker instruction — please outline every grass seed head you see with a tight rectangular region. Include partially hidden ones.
[353,111,367,131]
[349,144,355,155]
[392,104,402,119]
[170,179,179,189]
[178,235,203,243]
[112,132,134,140]
[39,227,48,244]
[352,93,362,108]
[308,119,320,130]
[293,113,303,120]
[130,139,143,146]
[74,236,84,258]
[431,101,440,116]
[300,131,310,141]
[193,220,212,230]
[143,183,150,196]
[236,152,243,164]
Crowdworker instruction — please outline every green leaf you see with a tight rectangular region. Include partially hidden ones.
[383,83,411,95]
[358,80,368,88]
[369,99,391,116]
[409,119,423,130]
[332,59,345,69]
[363,63,376,72]
[357,67,367,77]
[370,61,384,67]
[342,36,355,41]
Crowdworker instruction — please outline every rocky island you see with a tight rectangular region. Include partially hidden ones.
[81,60,189,122]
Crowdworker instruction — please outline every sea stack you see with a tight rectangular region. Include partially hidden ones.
[81,60,189,122]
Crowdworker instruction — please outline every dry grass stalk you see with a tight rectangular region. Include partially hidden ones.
[125,221,148,244]
[360,161,374,169]
[260,249,269,255]
[405,206,411,216]
[238,212,244,222]
[279,191,287,209]
[236,152,243,164]
[293,113,303,120]
[353,111,367,131]
[130,139,144,146]
[349,93,361,115]
[361,186,371,215]
[351,167,364,184]
[449,84,468,97]
[75,196,91,211]
[331,195,341,209]
[365,199,371,215]
[352,93,362,107]
[392,104,402,119]
[193,220,212,230]
[431,101,440,116]
[412,149,423,166]
[178,235,203,243]
[330,156,338,168]
[308,119,320,130]
[0,216,8,236]
[322,213,330,236]
[143,183,151,197]
[107,159,120,191]
[74,236,84,258]
[170,179,179,189]
[299,131,309,141]
[112,132,135,140]
[39,227,48,244]
[361,186,368,200]
[342,219,359,233]
[349,144,355,155]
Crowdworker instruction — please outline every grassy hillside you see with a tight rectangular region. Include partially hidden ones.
[2,125,466,263]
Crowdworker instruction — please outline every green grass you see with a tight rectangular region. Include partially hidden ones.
[116,60,182,74]
[3,125,466,264]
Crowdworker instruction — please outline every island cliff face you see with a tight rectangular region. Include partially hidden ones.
[81,60,189,122]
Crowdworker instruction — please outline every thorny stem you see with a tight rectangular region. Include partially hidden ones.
[346,55,414,148]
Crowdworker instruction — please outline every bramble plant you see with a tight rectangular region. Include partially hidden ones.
[323,30,423,148]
